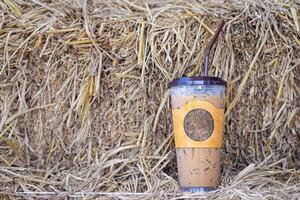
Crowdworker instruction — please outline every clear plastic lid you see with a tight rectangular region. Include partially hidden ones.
[169,76,227,88]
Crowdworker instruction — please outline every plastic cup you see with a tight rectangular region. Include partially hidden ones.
[169,76,226,192]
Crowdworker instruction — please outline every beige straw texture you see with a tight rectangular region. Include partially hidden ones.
[0,0,299,199]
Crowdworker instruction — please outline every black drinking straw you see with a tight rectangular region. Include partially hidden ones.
[203,20,225,76]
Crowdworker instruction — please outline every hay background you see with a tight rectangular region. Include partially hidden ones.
[0,0,299,199]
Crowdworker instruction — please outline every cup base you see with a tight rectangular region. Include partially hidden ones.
[181,187,216,193]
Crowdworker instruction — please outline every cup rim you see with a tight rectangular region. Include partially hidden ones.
[169,76,227,88]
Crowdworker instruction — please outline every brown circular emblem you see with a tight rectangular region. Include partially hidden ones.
[184,109,214,141]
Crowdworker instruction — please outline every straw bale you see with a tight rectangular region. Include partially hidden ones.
[0,0,299,199]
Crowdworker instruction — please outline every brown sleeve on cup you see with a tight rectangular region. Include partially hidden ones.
[172,100,224,148]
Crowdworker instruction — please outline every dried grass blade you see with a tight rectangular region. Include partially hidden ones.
[225,33,268,116]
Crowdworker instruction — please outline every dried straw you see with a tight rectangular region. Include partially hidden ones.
[0,0,299,199]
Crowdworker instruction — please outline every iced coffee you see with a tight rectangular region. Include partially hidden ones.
[169,77,226,192]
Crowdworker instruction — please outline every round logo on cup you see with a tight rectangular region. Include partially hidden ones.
[184,109,214,141]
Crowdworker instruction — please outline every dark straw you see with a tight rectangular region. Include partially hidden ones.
[203,20,225,76]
